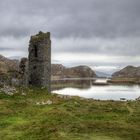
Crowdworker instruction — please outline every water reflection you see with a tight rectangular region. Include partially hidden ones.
[51,78,94,90]
[52,78,140,100]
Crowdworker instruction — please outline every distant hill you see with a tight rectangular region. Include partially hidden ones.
[112,66,140,78]
[52,64,97,80]
[0,55,19,74]
[110,66,140,84]
[95,71,111,78]
[0,55,97,82]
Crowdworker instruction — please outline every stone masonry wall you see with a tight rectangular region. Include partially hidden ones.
[28,31,51,92]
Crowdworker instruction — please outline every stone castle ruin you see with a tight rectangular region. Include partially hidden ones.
[19,31,51,92]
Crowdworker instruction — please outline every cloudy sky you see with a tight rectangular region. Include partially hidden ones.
[0,0,140,74]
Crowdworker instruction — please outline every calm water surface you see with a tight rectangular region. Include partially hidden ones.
[52,78,140,100]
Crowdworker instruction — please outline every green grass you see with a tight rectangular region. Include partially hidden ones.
[0,88,140,140]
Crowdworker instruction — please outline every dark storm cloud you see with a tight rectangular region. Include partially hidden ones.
[0,0,140,38]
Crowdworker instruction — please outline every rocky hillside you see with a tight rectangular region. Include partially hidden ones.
[0,55,19,85]
[51,64,97,79]
[0,55,19,74]
[51,64,65,78]
[0,55,97,81]
[112,66,140,78]
[64,66,97,78]
[110,66,140,84]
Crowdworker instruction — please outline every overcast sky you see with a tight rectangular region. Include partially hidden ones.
[0,0,140,74]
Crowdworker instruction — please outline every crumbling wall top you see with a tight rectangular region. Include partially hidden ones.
[30,31,51,44]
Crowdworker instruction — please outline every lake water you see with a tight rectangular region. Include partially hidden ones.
[52,78,140,101]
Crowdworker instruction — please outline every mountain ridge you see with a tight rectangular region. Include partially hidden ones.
[0,55,97,83]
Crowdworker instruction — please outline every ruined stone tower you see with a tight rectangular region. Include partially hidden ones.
[28,31,51,91]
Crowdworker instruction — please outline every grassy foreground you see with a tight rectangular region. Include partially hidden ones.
[0,88,140,140]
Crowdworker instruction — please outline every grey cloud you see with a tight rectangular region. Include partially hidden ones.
[0,0,140,38]
[0,47,12,51]
[52,37,140,56]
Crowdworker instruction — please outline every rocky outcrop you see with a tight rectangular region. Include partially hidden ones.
[63,65,97,78]
[0,55,19,74]
[112,66,140,78]
[51,64,65,80]
[0,55,19,85]
[0,86,16,95]
[51,64,97,80]
[111,66,140,84]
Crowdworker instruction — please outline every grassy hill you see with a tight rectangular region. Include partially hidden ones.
[0,88,140,140]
